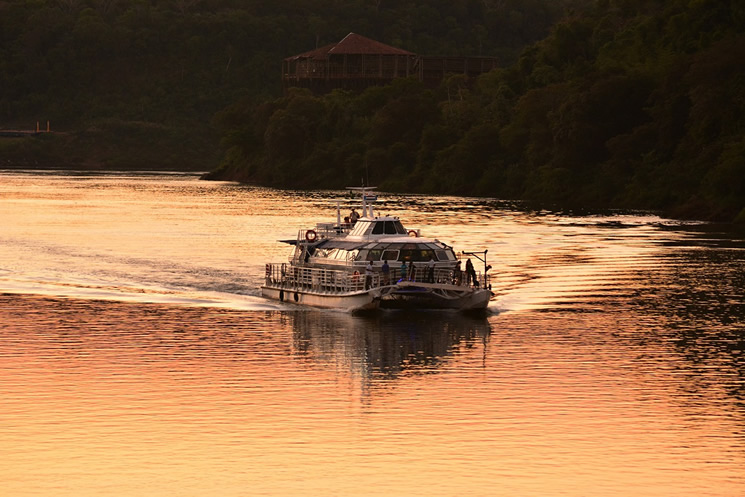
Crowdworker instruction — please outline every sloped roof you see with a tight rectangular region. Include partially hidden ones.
[285,33,415,61]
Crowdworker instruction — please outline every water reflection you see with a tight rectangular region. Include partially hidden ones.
[3,172,745,496]
[287,311,491,385]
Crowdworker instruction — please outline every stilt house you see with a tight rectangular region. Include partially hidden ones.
[282,33,498,94]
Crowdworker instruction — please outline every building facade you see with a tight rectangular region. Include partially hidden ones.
[283,33,498,94]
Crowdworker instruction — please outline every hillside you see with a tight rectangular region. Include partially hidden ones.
[3,0,742,222]
[1,0,575,169]
[208,0,745,222]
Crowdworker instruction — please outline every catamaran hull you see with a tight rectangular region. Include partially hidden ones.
[378,285,491,310]
[261,283,491,312]
[261,285,380,311]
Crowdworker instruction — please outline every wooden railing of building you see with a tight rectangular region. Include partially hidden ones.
[283,55,497,94]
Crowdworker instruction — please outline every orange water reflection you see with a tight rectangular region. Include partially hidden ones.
[1,172,744,496]
[1,294,743,497]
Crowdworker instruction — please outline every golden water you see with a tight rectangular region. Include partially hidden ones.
[1,171,743,496]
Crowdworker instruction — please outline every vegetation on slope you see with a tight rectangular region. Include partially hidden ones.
[2,0,743,221]
[1,0,574,169]
[209,0,745,222]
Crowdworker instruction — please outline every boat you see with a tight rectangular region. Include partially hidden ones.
[261,187,493,311]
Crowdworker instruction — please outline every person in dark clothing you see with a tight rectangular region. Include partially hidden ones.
[465,258,476,286]
[381,260,390,285]
[365,260,374,289]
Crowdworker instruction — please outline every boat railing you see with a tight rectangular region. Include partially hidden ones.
[265,263,372,293]
[399,265,490,289]
[299,222,353,244]
[265,263,489,293]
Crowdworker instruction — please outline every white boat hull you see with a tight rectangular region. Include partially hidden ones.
[377,281,492,310]
[261,280,490,312]
[261,285,380,311]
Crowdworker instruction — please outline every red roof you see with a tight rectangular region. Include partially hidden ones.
[286,33,415,61]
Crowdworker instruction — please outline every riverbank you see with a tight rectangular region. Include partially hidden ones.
[0,122,218,172]
[203,166,745,226]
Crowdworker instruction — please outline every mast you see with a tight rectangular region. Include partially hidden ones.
[346,186,378,219]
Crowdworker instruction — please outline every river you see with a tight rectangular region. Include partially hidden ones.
[1,171,743,496]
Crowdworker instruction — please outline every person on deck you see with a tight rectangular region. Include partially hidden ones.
[350,209,360,224]
[382,260,390,285]
[365,260,374,289]
[465,258,476,287]
[399,260,407,282]
[453,260,462,285]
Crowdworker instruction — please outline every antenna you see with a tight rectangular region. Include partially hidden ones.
[365,156,370,187]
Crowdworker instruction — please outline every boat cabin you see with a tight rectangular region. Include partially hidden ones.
[299,216,458,268]
[348,217,408,237]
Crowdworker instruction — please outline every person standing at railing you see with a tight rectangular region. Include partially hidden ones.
[465,259,476,287]
[382,260,390,285]
[365,260,374,289]
[427,258,435,283]
[399,260,407,282]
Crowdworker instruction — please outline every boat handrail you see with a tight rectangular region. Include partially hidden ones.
[264,263,489,293]
[298,224,352,245]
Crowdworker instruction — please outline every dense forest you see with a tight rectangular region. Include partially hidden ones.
[2,1,744,222]
[1,0,574,168]
[209,0,745,222]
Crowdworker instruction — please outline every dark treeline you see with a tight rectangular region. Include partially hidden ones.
[2,1,743,222]
[210,0,745,222]
[1,0,572,169]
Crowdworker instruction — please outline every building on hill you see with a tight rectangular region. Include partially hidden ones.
[282,33,498,94]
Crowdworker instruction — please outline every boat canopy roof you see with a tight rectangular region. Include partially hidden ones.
[279,238,369,250]
[348,217,408,237]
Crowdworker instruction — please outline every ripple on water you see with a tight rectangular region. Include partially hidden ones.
[1,173,744,496]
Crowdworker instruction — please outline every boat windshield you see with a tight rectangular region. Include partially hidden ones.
[371,220,407,235]
[350,219,407,236]
[356,242,456,262]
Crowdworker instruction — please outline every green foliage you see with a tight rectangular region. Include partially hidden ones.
[4,0,743,221]
[211,0,744,222]
[2,0,581,170]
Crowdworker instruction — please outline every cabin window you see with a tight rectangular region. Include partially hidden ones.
[366,249,382,261]
[384,221,399,234]
[436,250,454,261]
[399,248,436,261]
[393,221,407,234]
[382,250,399,261]
[372,222,385,235]
[421,249,436,261]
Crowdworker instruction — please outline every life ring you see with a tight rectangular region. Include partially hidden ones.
[408,229,418,237]
[305,229,318,242]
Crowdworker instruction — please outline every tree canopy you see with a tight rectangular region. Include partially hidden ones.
[2,0,743,222]
[208,0,745,222]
